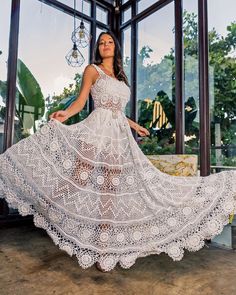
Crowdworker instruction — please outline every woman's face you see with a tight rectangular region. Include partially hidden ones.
[98,34,115,59]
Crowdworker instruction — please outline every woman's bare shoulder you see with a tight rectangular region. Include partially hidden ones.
[83,64,98,76]
[83,64,99,84]
[84,64,97,73]
[84,64,98,76]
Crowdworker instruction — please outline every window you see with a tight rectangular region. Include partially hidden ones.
[208,0,236,169]
[183,0,199,157]
[96,5,108,25]
[15,0,90,142]
[122,6,131,24]
[58,0,91,16]
[138,0,161,14]
[122,26,131,116]
[136,2,175,155]
[0,1,11,153]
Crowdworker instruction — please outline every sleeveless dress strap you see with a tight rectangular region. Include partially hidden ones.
[91,64,105,77]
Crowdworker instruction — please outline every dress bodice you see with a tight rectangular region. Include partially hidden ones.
[90,64,130,118]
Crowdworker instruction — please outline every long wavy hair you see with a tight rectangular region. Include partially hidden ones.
[93,31,129,86]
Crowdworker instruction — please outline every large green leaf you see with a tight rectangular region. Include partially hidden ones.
[0,81,7,104]
[17,59,45,113]
[0,80,22,107]
[16,59,45,130]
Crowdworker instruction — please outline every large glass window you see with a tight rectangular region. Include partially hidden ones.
[208,0,236,170]
[96,5,108,25]
[122,6,131,24]
[137,3,175,155]
[138,0,161,14]
[0,1,11,153]
[96,27,106,40]
[122,26,131,116]
[58,0,91,16]
[183,0,199,157]
[15,0,90,142]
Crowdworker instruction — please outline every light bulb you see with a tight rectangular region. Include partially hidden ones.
[72,50,78,59]
[79,30,85,38]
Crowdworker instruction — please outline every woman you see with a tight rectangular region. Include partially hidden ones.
[0,31,235,272]
[50,32,149,137]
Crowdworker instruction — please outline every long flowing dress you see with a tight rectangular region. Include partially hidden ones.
[0,64,236,271]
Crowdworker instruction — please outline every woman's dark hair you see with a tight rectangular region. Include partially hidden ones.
[93,31,129,86]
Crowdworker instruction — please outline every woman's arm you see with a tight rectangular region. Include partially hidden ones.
[127,117,139,131]
[66,65,96,118]
[126,117,150,137]
[50,65,98,122]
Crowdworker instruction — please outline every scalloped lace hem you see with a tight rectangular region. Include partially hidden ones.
[1,180,235,272]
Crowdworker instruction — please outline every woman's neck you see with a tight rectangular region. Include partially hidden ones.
[101,58,114,69]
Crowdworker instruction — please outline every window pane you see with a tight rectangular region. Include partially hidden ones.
[138,0,161,14]
[58,0,91,16]
[137,3,175,155]
[183,0,199,159]
[122,6,131,23]
[16,0,90,143]
[0,1,11,154]
[208,0,236,170]
[96,5,108,25]
[122,26,131,116]
[96,27,105,40]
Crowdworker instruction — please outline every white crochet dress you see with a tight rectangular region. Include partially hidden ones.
[0,64,236,271]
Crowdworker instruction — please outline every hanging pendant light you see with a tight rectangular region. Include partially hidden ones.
[65,42,85,67]
[65,0,85,67]
[71,0,91,48]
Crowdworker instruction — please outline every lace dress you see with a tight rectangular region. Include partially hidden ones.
[0,64,236,271]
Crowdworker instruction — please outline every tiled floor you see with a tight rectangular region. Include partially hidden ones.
[0,223,236,295]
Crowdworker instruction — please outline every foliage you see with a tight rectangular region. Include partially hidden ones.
[138,90,198,154]
[46,73,88,125]
[0,59,45,139]
[124,11,236,162]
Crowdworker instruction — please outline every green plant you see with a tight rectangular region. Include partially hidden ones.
[124,11,236,161]
[0,59,45,140]
[46,73,88,125]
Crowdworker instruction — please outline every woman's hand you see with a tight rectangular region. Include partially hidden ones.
[126,118,150,137]
[136,125,150,137]
[49,110,69,123]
